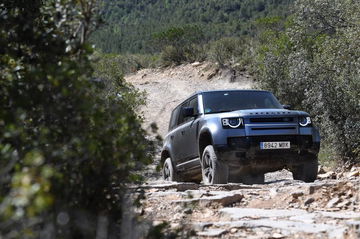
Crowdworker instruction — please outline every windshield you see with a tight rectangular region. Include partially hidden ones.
[202,91,283,114]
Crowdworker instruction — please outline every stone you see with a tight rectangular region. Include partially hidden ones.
[350,166,359,172]
[271,232,285,238]
[191,61,202,67]
[172,192,243,207]
[317,211,360,219]
[184,208,193,214]
[220,208,307,219]
[207,68,219,80]
[171,213,183,220]
[336,200,351,208]
[270,188,278,197]
[170,223,180,230]
[291,191,304,199]
[215,219,346,235]
[307,182,337,194]
[174,205,183,212]
[326,197,341,208]
[192,222,213,231]
[347,170,359,178]
[304,197,315,205]
[318,171,336,179]
[318,165,326,174]
[197,229,227,237]
[153,220,164,226]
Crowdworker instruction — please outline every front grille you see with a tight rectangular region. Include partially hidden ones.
[250,117,295,123]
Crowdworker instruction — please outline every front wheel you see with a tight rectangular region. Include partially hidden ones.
[201,145,228,185]
[291,158,318,182]
[163,158,178,182]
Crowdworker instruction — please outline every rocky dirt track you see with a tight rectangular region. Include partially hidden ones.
[124,63,360,239]
[123,170,360,239]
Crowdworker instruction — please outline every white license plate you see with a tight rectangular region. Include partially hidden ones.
[260,141,290,149]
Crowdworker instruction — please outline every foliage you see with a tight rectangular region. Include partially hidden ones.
[91,0,294,54]
[93,52,160,75]
[208,37,254,71]
[0,0,154,238]
[152,25,206,66]
[255,0,360,163]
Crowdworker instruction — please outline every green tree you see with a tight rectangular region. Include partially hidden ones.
[0,0,154,237]
[255,0,360,163]
[152,25,206,65]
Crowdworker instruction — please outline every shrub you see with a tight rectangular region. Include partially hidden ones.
[255,0,360,163]
[0,0,154,238]
[153,25,206,65]
[93,52,161,74]
[207,37,256,73]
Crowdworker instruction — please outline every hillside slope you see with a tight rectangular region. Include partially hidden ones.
[93,0,294,53]
[125,62,254,137]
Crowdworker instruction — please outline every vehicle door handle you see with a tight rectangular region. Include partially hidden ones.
[181,131,185,135]
[170,135,174,140]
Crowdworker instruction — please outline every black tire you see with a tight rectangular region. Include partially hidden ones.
[292,159,318,182]
[163,158,178,182]
[201,145,228,184]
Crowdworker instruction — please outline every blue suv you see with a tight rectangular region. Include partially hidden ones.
[161,90,320,184]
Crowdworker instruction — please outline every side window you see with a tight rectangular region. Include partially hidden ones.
[169,107,180,130]
[189,97,199,115]
[184,97,199,122]
[177,101,189,126]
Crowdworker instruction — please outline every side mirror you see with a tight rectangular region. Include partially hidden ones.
[182,107,195,117]
[282,104,291,110]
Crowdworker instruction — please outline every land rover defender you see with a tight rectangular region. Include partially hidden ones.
[161,90,320,184]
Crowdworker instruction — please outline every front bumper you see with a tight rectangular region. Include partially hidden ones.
[214,135,320,172]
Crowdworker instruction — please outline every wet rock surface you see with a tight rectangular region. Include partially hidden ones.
[124,168,360,239]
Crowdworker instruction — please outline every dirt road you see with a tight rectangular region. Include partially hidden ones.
[124,63,360,239]
[125,62,253,137]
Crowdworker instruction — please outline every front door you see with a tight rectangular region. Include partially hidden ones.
[180,96,200,161]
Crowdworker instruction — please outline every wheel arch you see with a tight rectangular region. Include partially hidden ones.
[198,130,213,161]
[160,149,172,166]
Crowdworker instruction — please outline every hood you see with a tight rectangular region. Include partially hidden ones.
[206,108,310,118]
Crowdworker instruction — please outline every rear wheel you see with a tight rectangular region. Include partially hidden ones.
[201,145,228,184]
[291,158,318,182]
[163,158,178,182]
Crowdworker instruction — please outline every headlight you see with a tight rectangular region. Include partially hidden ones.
[222,117,244,128]
[299,116,311,127]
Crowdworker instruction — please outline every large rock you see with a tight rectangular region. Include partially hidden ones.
[197,229,227,237]
[172,192,243,207]
[220,208,307,219]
